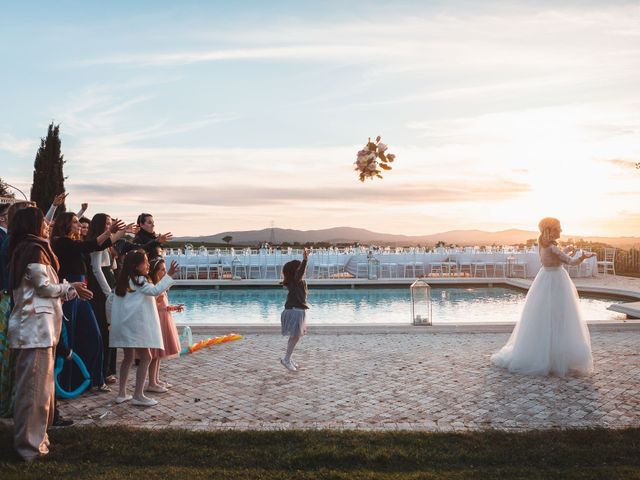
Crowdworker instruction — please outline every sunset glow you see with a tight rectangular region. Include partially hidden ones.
[1,1,639,237]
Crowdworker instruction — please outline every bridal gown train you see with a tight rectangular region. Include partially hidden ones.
[491,245,594,377]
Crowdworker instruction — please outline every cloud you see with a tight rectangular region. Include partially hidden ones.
[70,179,530,207]
[78,45,394,67]
[0,134,38,157]
[606,158,640,170]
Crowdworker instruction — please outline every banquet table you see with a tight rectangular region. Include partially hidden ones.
[164,250,598,279]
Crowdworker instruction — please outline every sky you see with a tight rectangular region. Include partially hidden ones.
[1,0,639,237]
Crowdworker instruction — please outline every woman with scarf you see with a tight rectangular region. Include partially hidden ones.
[7,207,86,461]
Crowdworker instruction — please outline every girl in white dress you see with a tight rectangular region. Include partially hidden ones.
[491,217,595,377]
[110,250,178,406]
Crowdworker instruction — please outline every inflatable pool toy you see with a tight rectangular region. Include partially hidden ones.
[54,319,91,399]
[179,333,242,356]
[179,325,193,347]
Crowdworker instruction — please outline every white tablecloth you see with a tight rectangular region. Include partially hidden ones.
[164,251,598,279]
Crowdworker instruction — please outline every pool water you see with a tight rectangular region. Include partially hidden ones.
[167,287,627,325]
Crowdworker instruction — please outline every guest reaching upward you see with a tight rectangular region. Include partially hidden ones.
[87,214,133,386]
[132,213,172,261]
[51,212,126,392]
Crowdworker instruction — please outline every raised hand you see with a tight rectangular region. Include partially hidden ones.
[126,223,139,235]
[53,193,68,206]
[81,202,88,211]
[158,232,173,243]
[303,248,310,260]
[167,260,179,277]
[109,218,127,234]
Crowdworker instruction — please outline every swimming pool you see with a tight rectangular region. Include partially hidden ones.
[167,287,627,325]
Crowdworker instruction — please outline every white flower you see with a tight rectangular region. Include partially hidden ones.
[377,143,387,153]
[367,162,377,172]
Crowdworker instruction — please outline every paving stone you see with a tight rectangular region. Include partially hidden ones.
[39,330,640,432]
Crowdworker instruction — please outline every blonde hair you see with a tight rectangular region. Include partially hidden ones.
[538,217,560,248]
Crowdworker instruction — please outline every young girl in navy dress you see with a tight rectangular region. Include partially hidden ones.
[280,248,310,372]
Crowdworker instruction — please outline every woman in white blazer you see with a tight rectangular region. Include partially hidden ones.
[110,250,178,407]
[7,207,77,461]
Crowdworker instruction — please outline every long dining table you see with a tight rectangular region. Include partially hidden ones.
[164,250,598,279]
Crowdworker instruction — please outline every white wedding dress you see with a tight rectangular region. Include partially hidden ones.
[492,245,594,377]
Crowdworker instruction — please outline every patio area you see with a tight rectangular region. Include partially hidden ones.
[44,326,640,432]
[1,274,637,434]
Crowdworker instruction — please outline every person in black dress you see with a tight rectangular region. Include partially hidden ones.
[51,212,126,392]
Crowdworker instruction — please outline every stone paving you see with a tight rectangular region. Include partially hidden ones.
[53,330,640,432]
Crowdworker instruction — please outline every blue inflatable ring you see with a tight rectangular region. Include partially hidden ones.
[54,352,91,399]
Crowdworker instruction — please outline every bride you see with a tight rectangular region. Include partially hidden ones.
[492,217,595,377]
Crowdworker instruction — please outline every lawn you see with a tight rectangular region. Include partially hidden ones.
[1,425,639,479]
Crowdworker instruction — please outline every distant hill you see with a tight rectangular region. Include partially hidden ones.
[175,227,640,249]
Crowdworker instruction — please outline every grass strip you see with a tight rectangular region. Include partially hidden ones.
[1,426,639,479]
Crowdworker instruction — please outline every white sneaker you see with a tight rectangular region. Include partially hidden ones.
[280,357,297,372]
[291,360,300,369]
[131,397,158,407]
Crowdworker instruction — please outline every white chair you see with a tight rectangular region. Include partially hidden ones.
[443,261,457,277]
[219,256,234,280]
[510,261,527,278]
[313,252,331,279]
[380,262,397,279]
[264,252,281,279]
[412,262,426,278]
[247,254,262,279]
[429,262,444,276]
[597,248,616,275]
[492,260,507,277]
[232,256,248,279]
[458,258,473,277]
[183,261,198,280]
[472,262,487,277]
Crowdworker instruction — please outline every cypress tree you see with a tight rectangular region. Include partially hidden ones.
[30,123,66,214]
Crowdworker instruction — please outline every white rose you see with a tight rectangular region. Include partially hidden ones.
[367,162,377,172]
[377,143,387,153]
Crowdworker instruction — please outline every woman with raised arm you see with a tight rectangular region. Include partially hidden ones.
[87,214,133,385]
[51,212,126,392]
[132,213,173,261]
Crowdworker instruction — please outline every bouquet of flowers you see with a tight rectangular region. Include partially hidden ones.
[354,136,396,182]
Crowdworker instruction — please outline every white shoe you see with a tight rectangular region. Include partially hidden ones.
[131,397,158,407]
[291,360,300,369]
[280,357,297,372]
[115,394,132,404]
[145,385,168,393]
